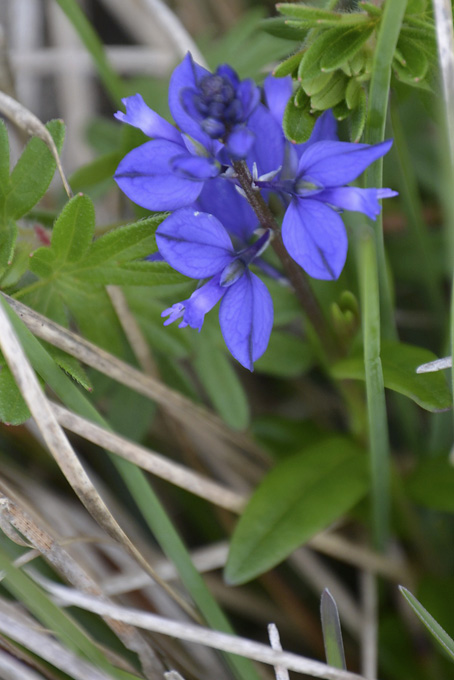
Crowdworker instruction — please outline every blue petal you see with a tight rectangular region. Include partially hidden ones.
[156,208,235,278]
[219,270,273,371]
[313,186,398,220]
[298,139,393,186]
[226,125,255,159]
[236,78,261,119]
[168,53,212,146]
[216,64,240,88]
[263,75,292,127]
[114,94,181,144]
[171,154,220,180]
[295,110,338,157]
[196,179,258,242]
[115,140,204,210]
[247,104,285,176]
[163,274,225,330]
[282,198,348,280]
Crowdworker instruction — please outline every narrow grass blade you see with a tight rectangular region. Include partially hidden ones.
[320,589,346,670]
[0,296,259,680]
[399,586,454,662]
[356,224,390,550]
[364,0,407,339]
[54,0,126,105]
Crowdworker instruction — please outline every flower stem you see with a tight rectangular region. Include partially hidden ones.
[232,160,337,357]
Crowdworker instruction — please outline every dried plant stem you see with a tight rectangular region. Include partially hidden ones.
[50,401,245,512]
[0,296,198,622]
[0,91,72,198]
[0,611,113,680]
[232,160,336,356]
[3,293,265,460]
[41,582,370,680]
[0,482,164,678]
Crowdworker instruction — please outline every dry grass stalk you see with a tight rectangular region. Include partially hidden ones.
[268,623,290,680]
[40,582,370,680]
[0,480,164,678]
[0,610,115,680]
[0,91,72,197]
[0,648,47,680]
[0,297,198,622]
[4,293,265,460]
[51,401,245,512]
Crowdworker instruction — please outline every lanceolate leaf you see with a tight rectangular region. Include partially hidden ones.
[225,437,368,584]
[0,361,31,425]
[319,24,375,73]
[331,342,452,412]
[4,120,65,220]
[400,587,454,662]
[24,198,176,354]
[321,589,346,670]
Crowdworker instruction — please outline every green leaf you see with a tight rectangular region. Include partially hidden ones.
[331,342,452,412]
[405,458,454,512]
[273,50,304,78]
[302,71,335,96]
[311,72,349,111]
[277,5,370,27]
[0,119,10,192]
[283,94,315,143]
[400,587,454,662]
[50,347,92,391]
[69,151,121,192]
[255,331,314,377]
[320,24,375,72]
[321,589,346,669]
[0,219,18,273]
[50,193,95,264]
[349,87,367,141]
[345,77,362,109]
[394,39,429,82]
[4,120,65,220]
[298,27,347,81]
[25,208,175,353]
[194,330,249,431]
[225,436,368,584]
[0,362,31,424]
[260,17,308,40]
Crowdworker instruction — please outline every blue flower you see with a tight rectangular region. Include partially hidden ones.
[278,139,397,280]
[172,54,260,158]
[156,208,273,371]
[114,93,221,211]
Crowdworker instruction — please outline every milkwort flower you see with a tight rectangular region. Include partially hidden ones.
[114,54,260,212]
[155,208,273,371]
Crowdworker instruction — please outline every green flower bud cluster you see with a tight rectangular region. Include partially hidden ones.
[262,0,436,143]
